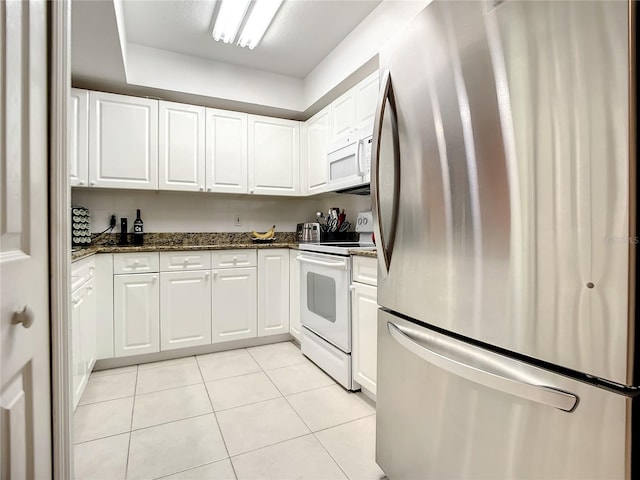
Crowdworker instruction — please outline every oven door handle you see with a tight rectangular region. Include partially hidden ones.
[296,255,349,270]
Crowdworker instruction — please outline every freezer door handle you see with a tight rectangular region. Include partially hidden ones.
[371,70,400,277]
[387,322,578,412]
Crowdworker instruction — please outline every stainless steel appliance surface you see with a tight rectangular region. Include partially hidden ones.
[372,1,637,478]
[298,211,375,389]
[296,222,321,243]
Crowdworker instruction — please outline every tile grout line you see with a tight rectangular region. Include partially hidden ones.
[124,364,139,480]
[195,354,239,480]
[250,342,349,477]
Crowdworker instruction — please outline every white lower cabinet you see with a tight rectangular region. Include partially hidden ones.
[71,257,97,409]
[160,270,212,350]
[258,249,290,336]
[212,267,257,343]
[351,256,378,396]
[114,273,160,357]
[289,249,301,341]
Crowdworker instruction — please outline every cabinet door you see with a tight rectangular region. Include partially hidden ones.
[257,249,290,336]
[288,250,301,341]
[248,115,300,196]
[71,286,86,409]
[330,88,356,141]
[69,88,89,187]
[160,270,212,350]
[82,278,97,376]
[351,282,378,395]
[89,91,158,189]
[302,107,330,195]
[114,273,160,357]
[354,71,380,133]
[206,109,248,194]
[212,267,257,343]
[158,101,206,192]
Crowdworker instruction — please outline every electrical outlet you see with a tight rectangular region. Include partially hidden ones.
[233,215,242,226]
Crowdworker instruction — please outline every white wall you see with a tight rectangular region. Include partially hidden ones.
[72,189,371,234]
[303,0,431,109]
[126,44,305,113]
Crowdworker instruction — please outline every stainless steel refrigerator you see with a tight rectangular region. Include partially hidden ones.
[371,1,637,478]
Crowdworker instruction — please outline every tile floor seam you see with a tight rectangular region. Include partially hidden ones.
[210,392,283,413]
[310,412,377,434]
[135,379,204,397]
[227,431,312,459]
[194,350,238,480]
[76,392,135,408]
[311,429,352,480]
[130,411,215,433]
[124,365,139,480]
[133,380,206,398]
[72,429,132,446]
[199,368,267,383]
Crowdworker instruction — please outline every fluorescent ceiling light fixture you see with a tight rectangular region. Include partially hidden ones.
[212,0,283,50]
[237,0,284,50]
[212,0,250,44]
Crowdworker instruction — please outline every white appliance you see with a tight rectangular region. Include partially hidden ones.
[373,1,637,479]
[327,127,372,193]
[298,211,375,389]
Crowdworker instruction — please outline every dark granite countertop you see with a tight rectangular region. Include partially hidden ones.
[71,232,375,262]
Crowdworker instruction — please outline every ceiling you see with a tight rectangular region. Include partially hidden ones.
[122,0,382,79]
[70,0,427,117]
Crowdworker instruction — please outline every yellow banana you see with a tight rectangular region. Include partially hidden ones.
[251,225,276,239]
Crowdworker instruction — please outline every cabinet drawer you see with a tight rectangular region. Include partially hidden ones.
[160,251,211,271]
[113,252,159,274]
[352,255,377,286]
[71,256,96,291]
[211,249,256,268]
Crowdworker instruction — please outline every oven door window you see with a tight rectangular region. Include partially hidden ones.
[307,272,337,322]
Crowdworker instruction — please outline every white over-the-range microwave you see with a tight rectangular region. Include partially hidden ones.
[326,126,372,194]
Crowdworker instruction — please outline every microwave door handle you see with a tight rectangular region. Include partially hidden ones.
[387,322,578,412]
[371,69,401,276]
[356,138,364,177]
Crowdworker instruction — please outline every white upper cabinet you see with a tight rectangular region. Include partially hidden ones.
[248,115,300,196]
[89,91,158,189]
[354,71,380,133]
[69,88,89,187]
[330,88,356,141]
[158,101,205,192]
[206,108,248,194]
[301,106,331,196]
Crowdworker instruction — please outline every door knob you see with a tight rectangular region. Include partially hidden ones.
[12,306,34,329]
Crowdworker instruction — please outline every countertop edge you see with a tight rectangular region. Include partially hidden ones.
[72,243,376,262]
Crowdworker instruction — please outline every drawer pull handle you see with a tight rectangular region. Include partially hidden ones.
[12,306,35,329]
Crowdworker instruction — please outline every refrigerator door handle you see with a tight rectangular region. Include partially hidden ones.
[387,322,579,412]
[371,70,400,276]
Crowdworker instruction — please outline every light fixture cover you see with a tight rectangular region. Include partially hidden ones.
[237,0,284,49]
[212,0,250,44]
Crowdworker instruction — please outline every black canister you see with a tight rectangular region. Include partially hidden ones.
[119,218,128,245]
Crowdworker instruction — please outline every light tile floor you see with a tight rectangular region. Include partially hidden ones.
[74,341,385,480]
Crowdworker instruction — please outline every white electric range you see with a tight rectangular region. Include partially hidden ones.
[297,212,375,390]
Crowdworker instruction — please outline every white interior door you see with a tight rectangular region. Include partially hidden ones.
[0,0,52,477]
